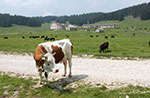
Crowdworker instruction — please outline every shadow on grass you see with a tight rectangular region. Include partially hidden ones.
[44,74,88,91]
[105,50,111,53]
[98,50,111,54]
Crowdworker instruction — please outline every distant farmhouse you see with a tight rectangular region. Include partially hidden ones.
[82,24,116,29]
[50,22,66,30]
[66,24,77,31]
[50,22,77,31]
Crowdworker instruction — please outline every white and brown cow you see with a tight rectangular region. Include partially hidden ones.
[34,39,73,84]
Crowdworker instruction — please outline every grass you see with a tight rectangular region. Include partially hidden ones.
[0,16,150,59]
[0,23,50,33]
[0,73,150,98]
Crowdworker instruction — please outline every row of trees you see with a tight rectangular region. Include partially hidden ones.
[0,2,150,27]
[54,2,150,25]
[0,14,41,27]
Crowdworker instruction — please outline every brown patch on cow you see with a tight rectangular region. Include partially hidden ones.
[71,45,73,54]
[51,45,64,63]
[34,45,47,68]
[70,40,73,55]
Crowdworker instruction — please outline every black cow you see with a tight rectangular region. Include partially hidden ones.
[105,36,108,39]
[96,35,99,37]
[99,42,109,53]
[41,36,45,38]
[149,41,150,47]
[44,36,49,41]
[111,35,115,38]
[90,35,93,38]
[29,36,40,39]
[4,37,8,39]
[44,37,55,41]
[22,36,25,39]
[49,37,55,41]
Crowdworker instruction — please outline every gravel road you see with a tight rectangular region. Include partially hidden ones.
[0,53,150,88]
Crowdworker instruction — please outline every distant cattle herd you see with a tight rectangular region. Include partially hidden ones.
[2,34,150,54]
[89,35,115,39]
[3,35,57,42]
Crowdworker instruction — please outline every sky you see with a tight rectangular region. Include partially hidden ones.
[0,0,150,17]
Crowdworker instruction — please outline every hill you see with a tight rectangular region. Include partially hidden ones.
[0,2,150,27]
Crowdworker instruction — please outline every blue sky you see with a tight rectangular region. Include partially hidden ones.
[0,0,150,16]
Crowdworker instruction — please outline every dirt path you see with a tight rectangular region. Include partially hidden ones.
[0,53,150,88]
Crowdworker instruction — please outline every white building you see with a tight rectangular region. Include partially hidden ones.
[82,24,116,29]
[50,22,65,30]
[66,24,77,31]
[50,22,77,31]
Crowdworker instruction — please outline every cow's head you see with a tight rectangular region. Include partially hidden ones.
[42,53,58,72]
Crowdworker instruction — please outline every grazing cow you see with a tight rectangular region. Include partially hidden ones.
[34,39,73,84]
[49,37,55,41]
[44,37,48,41]
[90,35,93,38]
[105,36,108,39]
[41,36,45,38]
[149,41,150,47]
[29,36,40,39]
[4,37,8,39]
[111,35,115,38]
[44,37,55,41]
[44,36,49,41]
[22,36,25,39]
[99,42,109,53]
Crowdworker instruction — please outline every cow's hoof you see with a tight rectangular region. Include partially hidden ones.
[45,82,49,85]
[62,74,66,77]
[68,75,72,78]
[38,82,42,85]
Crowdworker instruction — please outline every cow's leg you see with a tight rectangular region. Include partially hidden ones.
[44,72,49,84]
[102,49,104,53]
[99,49,102,53]
[62,60,67,77]
[36,63,43,85]
[39,70,43,85]
[68,58,72,77]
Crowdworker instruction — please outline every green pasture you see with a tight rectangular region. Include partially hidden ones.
[0,73,150,98]
[0,17,150,59]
